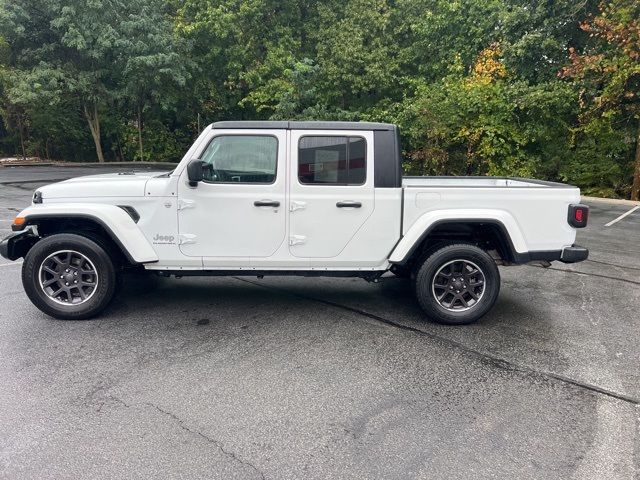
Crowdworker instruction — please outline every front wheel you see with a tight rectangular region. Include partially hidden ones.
[414,244,500,325]
[22,234,117,320]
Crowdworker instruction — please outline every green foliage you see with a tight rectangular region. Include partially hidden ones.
[558,0,640,199]
[312,0,403,110]
[0,0,192,162]
[562,116,629,198]
[399,77,576,177]
[398,45,577,179]
[0,0,637,198]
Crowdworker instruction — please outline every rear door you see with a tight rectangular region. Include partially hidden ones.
[289,130,375,258]
[178,129,287,258]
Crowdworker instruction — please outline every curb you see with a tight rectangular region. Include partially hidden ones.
[582,196,640,207]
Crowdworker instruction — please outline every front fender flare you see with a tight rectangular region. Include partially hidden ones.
[15,204,158,264]
[389,209,527,264]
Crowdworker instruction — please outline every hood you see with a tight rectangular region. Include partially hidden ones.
[37,171,165,200]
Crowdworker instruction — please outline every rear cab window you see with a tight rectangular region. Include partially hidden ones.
[298,136,366,185]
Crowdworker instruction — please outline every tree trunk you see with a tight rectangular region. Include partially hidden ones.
[137,103,144,162]
[83,102,105,163]
[632,122,640,201]
[16,113,26,161]
[116,138,125,162]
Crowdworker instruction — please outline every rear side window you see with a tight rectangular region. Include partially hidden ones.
[298,136,366,185]
[200,135,277,183]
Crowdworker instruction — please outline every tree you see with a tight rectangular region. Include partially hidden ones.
[0,0,129,162]
[0,0,190,163]
[398,43,576,180]
[0,0,635,200]
[312,0,402,112]
[498,0,598,83]
[560,0,640,199]
[118,0,191,161]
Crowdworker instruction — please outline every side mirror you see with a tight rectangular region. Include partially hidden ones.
[187,159,205,186]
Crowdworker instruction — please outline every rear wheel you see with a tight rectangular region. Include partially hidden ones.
[415,244,500,325]
[22,234,117,319]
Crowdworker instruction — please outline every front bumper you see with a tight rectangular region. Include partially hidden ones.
[0,227,38,261]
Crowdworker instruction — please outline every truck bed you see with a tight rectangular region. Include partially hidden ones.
[402,176,572,188]
[401,176,580,253]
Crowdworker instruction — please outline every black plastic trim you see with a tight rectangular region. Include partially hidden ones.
[117,205,140,223]
[0,237,7,259]
[511,250,561,264]
[512,245,589,263]
[373,127,402,188]
[393,218,589,266]
[0,228,38,260]
[393,219,520,266]
[560,245,589,263]
[212,121,396,131]
[213,121,289,130]
[254,200,280,207]
[336,201,362,208]
[153,269,385,279]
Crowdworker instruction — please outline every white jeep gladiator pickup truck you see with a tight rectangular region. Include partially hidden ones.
[1,121,589,324]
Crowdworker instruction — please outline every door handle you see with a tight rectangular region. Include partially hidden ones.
[254,200,280,207]
[336,201,362,208]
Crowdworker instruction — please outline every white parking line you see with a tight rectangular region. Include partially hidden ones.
[0,262,22,267]
[604,205,640,227]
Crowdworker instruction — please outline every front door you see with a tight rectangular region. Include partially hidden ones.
[178,129,287,258]
[289,130,375,258]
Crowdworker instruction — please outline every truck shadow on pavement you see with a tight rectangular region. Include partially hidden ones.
[106,272,544,332]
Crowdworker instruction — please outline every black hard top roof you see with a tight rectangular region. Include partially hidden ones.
[211,121,396,131]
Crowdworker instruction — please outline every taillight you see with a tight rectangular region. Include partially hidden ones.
[568,204,589,228]
[575,209,583,222]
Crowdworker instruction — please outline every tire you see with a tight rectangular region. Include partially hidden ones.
[21,233,117,320]
[415,244,500,325]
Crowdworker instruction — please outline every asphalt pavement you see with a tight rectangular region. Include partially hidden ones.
[0,167,638,479]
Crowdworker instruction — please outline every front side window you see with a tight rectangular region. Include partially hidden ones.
[200,135,277,183]
[298,136,366,185]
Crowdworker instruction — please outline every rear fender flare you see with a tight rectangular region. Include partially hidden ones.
[389,210,527,264]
